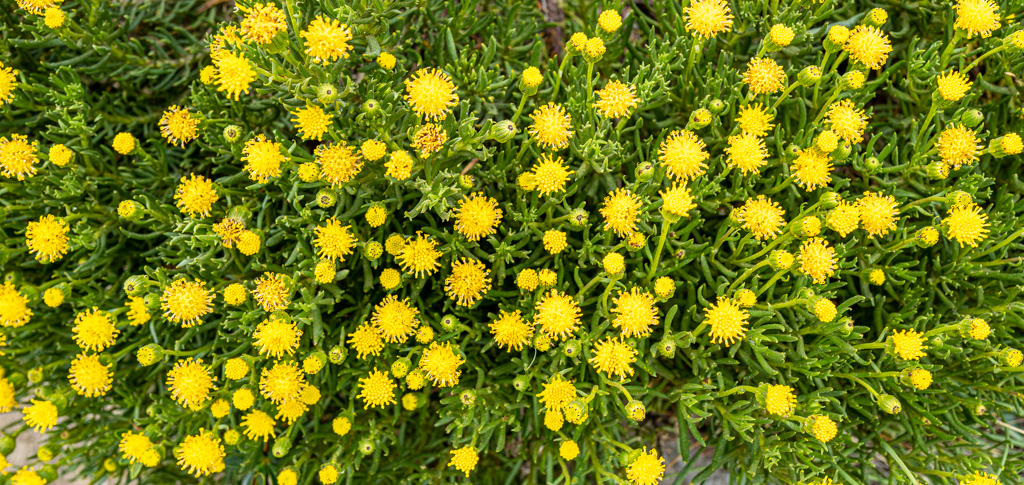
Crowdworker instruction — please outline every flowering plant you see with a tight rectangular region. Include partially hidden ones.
[1,0,1023,484]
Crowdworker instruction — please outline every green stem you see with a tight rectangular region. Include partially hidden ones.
[643,218,672,285]
[938,30,965,67]
[915,102,939,148]
[549,54,573,103]
[964,44,1006,73]
[836,374,882,399]
[511,93,530,124]
[727,260,770,292]
[972,227,1024,260]
[770,82,801,111]
[755,269,789,297]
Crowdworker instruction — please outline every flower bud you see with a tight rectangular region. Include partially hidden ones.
[999,347,1023,367]
[137,344,164,366]
[567,208,589,228]
[272,435,292,457]
[653,276,674,300]
[625,400,646,421]
[391,357,412,379]
[708,99,727,114]
[363,241,383,261]
[316,190,337,208]
[862,156,880,172]
[223,125,243,143]
[459,389,477,407]
[797,66,821,87]
[563,399,587,424]
[533,332,552,352]
[328,345,347,364]
[0,434,15,455]
[824,25,850,52]
[123,275,152,297]
[583,37,606,63]
[769,250,794,270]
[362,98,380,115]
[415,325,434,344]
[836,317,854,337]
[790,216,822,238]
[117,200,145,221]
[519,67,542,96]
[915,226,939,248]
[487,120,517,143]
[103,458,117,472]
[439,314,459,332]
[318,83,339,104]
[655,338,676,358]
[988,133,1022,158]
[566,32,588,55]
[926,161,949,180]
[866,268,886,285]
[901,368,933,390]
[863,8,888,28]
[458,174,474,191]
[632,162,656,183]
[819,192,841,209]
[877,394,901,414]
[626,233,646,252]
[563,339,581,358]
[974,403,987,416]
[839,70,866,91]
[687,108,712,130]
[960,108,985,128]
[512,375,530,392]
[764,24,795,53]
[358,436,376,455]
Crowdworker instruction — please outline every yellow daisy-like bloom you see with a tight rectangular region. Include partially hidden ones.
[594,80,639,118]
[26,214,70,263]
[560,440,580,460]
[405,68,459,121]
[769,24,795,47]
[659,130,709,181]
[379,268,401,290]
[242,134,287,183]
[600,188,642,237]
[857,192,899,238]
[43,287,64,308]
[210,399,230,418]
[743,57,786,95]
[240,2,286,44]
[299,15,353,64]
[890,328,927,360]
[253,272,291,312]
[529,103,574,150]
[909,368,933,390]
[372,295,420,343]
[736,195,786,241]
[611,287,659,338]
[0,377,14,413]
[214,51,256,101]
[735,289,756,307]
[538,375,577,412]
[349,323,385,359]
[314,259,335,284]
[419,341,464,387]
[11,467,47,485]
[824,100,868,143]
[225,358,249,380]
[735,103,775,137]
[72,308,119,352]
[814,299,837,322]
[174,174,219,218]
[161,279,213,327]
[659,183,697,217]
[223,284,247,306]
[361,141,388,163]
[212,218,245,247]
[531,154,573,196]
[943,202,990,247]
[845,25,892,69]
[960,473,1002,485]
[792,148,834,191]
[937,124,981,169]
[448,446,478,477]
[253,316,301,358]
[936,70,972,102]
[544,409,564,430]
[683,0,733,38]
[797,238,837,284]
[445,258,491,306]
[199,65,216,84]
[316,142,363,185]
[242,410,276,442]
[319,464,339,484]
[166,358,216,410]
[517,268,539,291]
[365,205,388,228]
[0,134,39,180]
[954,0,1001,38]
[398,232,442,277]
[598,9,622,33]
[69,353,112,398]
[827,201,861,237]
[0,282,32,328]
[358,368,396,409]
[765,384,797,416]
[236,228,258,251]
[725,132,769,174]
[412,123,448,157]
[314,218,356,262]
[869,268,886,285]
[48,144,73,167]
[260,361,306,404]
[543,230,567,253]
[112,132,136,155]
[159,106,199,147]
[489,310,534,352]
[0,63,16,106]
[535,289,582,341]
[385,233,406,255]
[332,416,352,436]
[627,447,666,485]
[378,52,397,69]
[455,193,503,241]
[589,337,637,380]
[816,130,839,153]
[119,431,154,465]
[584,37,606,58]
[999,133,1023,155]
[809,415,838,442]
[175,429,225,477]
[23,399,58,433]
[704,298,749,347]
[292,105,333,141]
[385,150,414,179]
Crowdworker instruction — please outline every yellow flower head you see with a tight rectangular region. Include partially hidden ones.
[600,188,642,237]
[223,284,247,306]
[386,150,414,180]
[743,57,786,94]
[166,358,216,410]
[704,298,749,347]
[372,295,420,343]
[314,218,356,263]
[627,447,666,485]
[214,51,256,101]
[531,154,573,196]
[398,231,442,277]
[69,353,112,398]
[735,289,756,307]
[589,337,637,380]
[845,25,892,69]
[23,399,58,433]
[225,358,249,380]
[43,287,64,308]
[159,106,199,147]
[936,70,972,102]
[314,259,335,283]
[316,142,363,186]
[560,440,580,460]
[659,130,709,181]
[538,374,576,411]
[112,132,136,155]
[735,103,775,137]
[0,376,14,412]
[253,316,301,358]
[584,37,606,59]
[489,310,534,352]
[175,429,225,477]
[809,414,838,442]
[242,410,276,442]
[594,80,639,118]
[365,205,388,228]
[242,134,287,183]
[816,130,839,153]
[726,132,770,174]
[72,308,119,352]
[455,193,503,241]
[119,431,154,465]
[448,446,478,477]
[954,0,1001,38]
[445,258,491,306]
[319,464,339,484]
[361,140,387,162]
[517,268,539,291]
[814,298,837,322]
[828,201,861,237]
[909,368,933,390]
[405,68,459,121]
[349,323,385,359]
[857,192,899,238]
[769,24,795,47]
[764,384,797,416]
[300,15,353,64]
[412,123,448,157]
[890,328,927,360]
[292,105,333,141]
[943,202,989,247]
[253,272,290,312]
[737,195,786,241]
[0,63,16,107]
[48,144,73,167]
[174,174,219,218]
[660,183,697,217]
[529,103,574,150]
[937,124,981,169]
[419,341,464,387]
[0,282,32,328]
[379,268,402,290]
[378,52,397,69]
[358,368,396,409]
[161,279,213,327]
[0,134,39,181]
[683,0,733,38]
[259,361,306,404]
[797,238,837,284]
[824,100,868,143]
[240,2,286,44]
[26,214,70,263]
[611,287,659,338]
[535,289,582,341]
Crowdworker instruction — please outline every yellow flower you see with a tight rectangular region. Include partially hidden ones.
[175,429,225,477]
[11,467,47,485]
[626,447,666,485]
[736,195,786,241]
[166,358,216,410]
[797,238,837,284]
[909,368,933,390]
[683,0,733,38]
[319,464,339,484]
[725,132,769,174]
[214,51,256,101]
[23,399,58,432]
[43,287,64,307]
[112,132,136,155]
[419,341,464,387]
[600,188,642,237]
[259,361,306,404]
[535,289,582,341]
[769,24,795,47]
[210,399,230,418]
[200,65,216,84]
[538,268,557,286]
[936,70,972,102]
[253,316,301,358]
[845,25,892,69]
[385,150,414,179]
[857,192,899,238]
[69,353,112,397]
[824,100,867,143]
[943,202,989,247]
[357,368,396,409]
[238,230,260,254]
[372,295,420,343]
[379,268,401,290]
[292,105,333,141]
[253,272,291,312]
[445,258,491,306]
[735,104,774,137]
[161,279,213,327]
[791,148,833,191]
[314,218,356,261]
[159,106,199,147]
[26,214,70,263]
[743,57,786,94]
[937,124,981,169]
[517,268,539,291]
[365,205,388,229]
[119,431,154,465]
[0,62,16,107]
[242,134,287,183]
[299,15,353,64]
[412,123,448,157]
[531,154,573,195]
[544,409,564,430]
[659,130,709,181]
[890,328,927,360]
[349,323,385,359]
[529,103,574,150]
[0,282,32,328]
[815,130,839,153]
[659,183,696,217]
[0,134,38,181]
[543,230,568,253]
[378,52,397,70]
[240,2,287,44]
[560,440,580,460]
[174,174,219,218]
[455,193,503,241]
[223,284,247,306]
[704,298,748,347]
[48,144,73,167]
[584,37,606,59]
[317,141,363,185]
[735,289,756,307]
[241,410,276,442]
[809,414,837,442]
[72,308,118,352]
[594,80,639,118]
[611,287,659,337]
[15,0,59,14]
[827,201,860,237]
[314,259,335,284]
[764,384,797,416]
[869,268,886,285]
[398,231,441,277]
[225,358,249,380]
[332,416,352,435]
[0,376,14,412]
[568,32,588,52]
[598,10,622,33]
[960,473,1002,485]
[405,68,459,121]
[954,0,1001,38]
[489,310,534,352]
[814,299,837,322]
[589,337,637,380]
[448,446,478,477]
